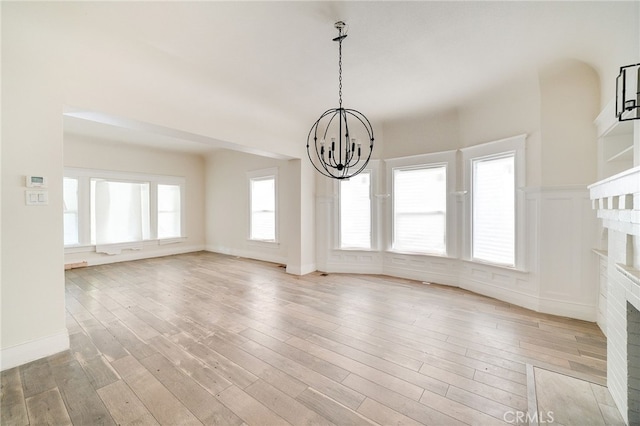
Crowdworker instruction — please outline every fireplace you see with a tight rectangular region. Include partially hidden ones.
[629,302,640,425]
[589,165,640,425]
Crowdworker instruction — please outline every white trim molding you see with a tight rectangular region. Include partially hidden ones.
[82,244,205,267]
[460,134,527,270]
[1,330,69,372]
[206,244,287,266]
[286,262,317,276]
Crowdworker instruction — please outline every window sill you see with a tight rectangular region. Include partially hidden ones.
[158,237,187,245]
[387,249,449,258]
[65,237,187,254]
[334,247,377,252]
[64,244,95,254]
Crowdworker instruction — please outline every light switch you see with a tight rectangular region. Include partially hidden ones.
[25,190,48,205]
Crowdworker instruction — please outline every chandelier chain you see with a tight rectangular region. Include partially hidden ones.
[338,28,343,108]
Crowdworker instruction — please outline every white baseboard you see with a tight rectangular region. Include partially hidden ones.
[205,245,287,265]
[1,330,69,371]
[460,277,540,313]
[537,296,598,322]
[383,265,459,287]
[286,263,317,276]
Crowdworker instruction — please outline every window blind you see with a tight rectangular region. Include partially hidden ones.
[393,166,446,254]
[340,171,371,249]
[472,154,515,266]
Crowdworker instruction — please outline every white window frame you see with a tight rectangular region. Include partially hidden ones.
[157,183,184,241]
[460,134,526,270]
[63,177,81,246]
[386,150,456,257]
[247,167,278,244]
[336,165,377,251]
[63,167,186,253]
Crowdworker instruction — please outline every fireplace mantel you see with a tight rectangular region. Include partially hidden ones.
[589,165,640,425]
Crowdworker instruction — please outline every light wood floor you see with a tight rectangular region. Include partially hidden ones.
[1,252,614,425]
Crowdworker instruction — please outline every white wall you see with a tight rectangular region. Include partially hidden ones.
[63,135,206,265]
[536,60,601,318]
[381,109,459,160]
[458,71,543,186]
[539,60,600,187]
[1,5,68,369]
[285,159,317,275]
[205,149,290,265]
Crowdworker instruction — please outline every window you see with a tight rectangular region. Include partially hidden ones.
[472,154,515,266]
[393,165,447,254]
[250,174,276,241]
[461,133,525,269]
[63,177,79,246]
[92,179,150,245]
[63,168,185,251]
[158,184,181,239]
[339,171,371,249]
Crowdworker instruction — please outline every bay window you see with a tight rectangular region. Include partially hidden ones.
[63,168,185,252]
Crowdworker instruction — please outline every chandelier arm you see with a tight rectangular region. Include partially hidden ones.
[341,107,350,142]
[342,111,372,169]
[344,109,375,144]
[307,153,338,179]
[307,109,343,178]
[308,135,340,179]
[307,112,326,166]
[343,111,374,176]
[345,149,358,169]
[310,109,337,155]
[321,111,342,169]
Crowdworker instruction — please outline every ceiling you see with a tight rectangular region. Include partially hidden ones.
[52,1,638,155]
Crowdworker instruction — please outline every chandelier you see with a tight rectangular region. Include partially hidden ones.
[307,21,375,180]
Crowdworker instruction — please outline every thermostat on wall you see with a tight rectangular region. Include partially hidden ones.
[26,175,47,188]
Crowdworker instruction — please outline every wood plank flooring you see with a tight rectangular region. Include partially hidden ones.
[1,252,612,425]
